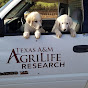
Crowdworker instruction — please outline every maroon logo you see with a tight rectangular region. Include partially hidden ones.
[7,48,65,69]
[7,49,20,63]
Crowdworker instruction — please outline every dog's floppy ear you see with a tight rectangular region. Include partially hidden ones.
[26,14,33,26]
[68,17,73,27]
[52,19,60,32]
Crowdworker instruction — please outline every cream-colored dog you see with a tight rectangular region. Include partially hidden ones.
[23,11,45,39]
[52,14,76,38]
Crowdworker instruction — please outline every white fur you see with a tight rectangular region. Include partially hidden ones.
[52,14,76,38]
[23,32,30,39]
[26,12,42,30]
[23,11,45,39]
[35,30,41,39]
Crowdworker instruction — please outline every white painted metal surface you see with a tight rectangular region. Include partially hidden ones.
[0,35,88,88]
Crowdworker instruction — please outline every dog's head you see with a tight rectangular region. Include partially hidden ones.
[57,14,73,32]
[26,11,42,30]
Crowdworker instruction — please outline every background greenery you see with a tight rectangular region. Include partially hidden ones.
[30,1,58,11]
[0,0,9,7]
[0,0,58,11]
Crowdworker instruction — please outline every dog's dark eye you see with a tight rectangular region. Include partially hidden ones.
[34,21,38,23]
[62,23,63,24]
[66,23,68,25]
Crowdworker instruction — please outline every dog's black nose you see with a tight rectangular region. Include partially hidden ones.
[64,29,66,31]
[39,26,42,29]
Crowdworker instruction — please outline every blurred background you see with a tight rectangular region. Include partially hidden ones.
[0,0,9,7]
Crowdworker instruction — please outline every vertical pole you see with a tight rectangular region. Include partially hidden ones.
[0,18,4,37]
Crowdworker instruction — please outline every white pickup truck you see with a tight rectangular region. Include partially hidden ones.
[0,0,88,88]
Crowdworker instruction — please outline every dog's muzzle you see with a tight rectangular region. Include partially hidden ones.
[64,29,67,32]
[39,26,42,29]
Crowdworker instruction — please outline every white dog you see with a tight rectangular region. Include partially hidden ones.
[23,11,45,39]
[52,14,76,38]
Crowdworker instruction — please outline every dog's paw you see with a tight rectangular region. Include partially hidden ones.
[35,30,41,39]
[56,32,62,38]
[23,32,30,39]
[71,31,76,37]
